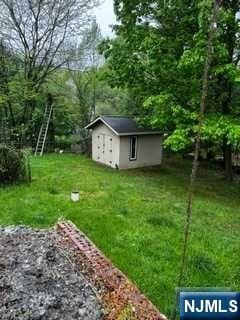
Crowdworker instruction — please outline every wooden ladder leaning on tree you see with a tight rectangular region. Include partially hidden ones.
[34,94,54,156]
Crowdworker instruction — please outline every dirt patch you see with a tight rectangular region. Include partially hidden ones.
[0,226,104,320]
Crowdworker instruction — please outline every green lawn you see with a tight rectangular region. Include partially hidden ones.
[0,154,239,317]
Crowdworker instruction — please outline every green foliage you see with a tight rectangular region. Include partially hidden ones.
[55,135,80,150]
[0,144,30,184]
[143,94,176,129]
[165,128,193,152]
[102,1,240,158]
[0,19,132,150]
[202,115,240,149]
[46,67,130,150]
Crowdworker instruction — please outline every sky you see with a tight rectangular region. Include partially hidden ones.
[94,0,116,37]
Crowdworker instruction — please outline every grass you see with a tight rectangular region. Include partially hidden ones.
[0,154,239,317]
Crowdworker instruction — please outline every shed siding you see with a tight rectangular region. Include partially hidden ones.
[118,135,163,169]
[92,123,120,168]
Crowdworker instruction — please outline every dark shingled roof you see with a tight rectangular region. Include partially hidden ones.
[86,116,162,136]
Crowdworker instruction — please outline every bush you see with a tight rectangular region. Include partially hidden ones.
[55,135,77,150]
[55,133,91,154]
[0,144,31,184]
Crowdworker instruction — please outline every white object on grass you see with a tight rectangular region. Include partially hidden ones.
[71,192,80,202]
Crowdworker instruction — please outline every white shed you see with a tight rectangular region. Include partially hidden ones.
[86,116,163,170]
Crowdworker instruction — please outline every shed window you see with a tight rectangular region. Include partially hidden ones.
[130,136,137,161]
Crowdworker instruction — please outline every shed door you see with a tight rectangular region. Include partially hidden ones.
[98,134,105,163]
[106,136,113,166]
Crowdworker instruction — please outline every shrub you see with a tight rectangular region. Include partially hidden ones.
[0,144,31,184]
[55,133,91,154]
[55,135,78,150]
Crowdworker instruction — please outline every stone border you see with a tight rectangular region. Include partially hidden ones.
[57,221,167,320]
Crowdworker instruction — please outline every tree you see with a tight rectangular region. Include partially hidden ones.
[172,1,221,318]
[68,19,103,127]
[0,0,99,125]
[0,39,15,127]
[214,0,240,180]
[102,0,240,180]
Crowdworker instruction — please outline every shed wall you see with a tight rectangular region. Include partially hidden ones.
[92,123,120,168]
[119,135,163,169]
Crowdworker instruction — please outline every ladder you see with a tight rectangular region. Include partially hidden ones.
[35,104,53,156]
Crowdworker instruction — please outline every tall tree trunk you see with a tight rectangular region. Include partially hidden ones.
[7,101,15,127]
[223,139,233,181]
[22,80,37,147]
[221,83,233,180]
[217,0,238,181]
[0,40,15,129]
[21,98,35,148]
[171,1,220,319]
[47,109,55,152]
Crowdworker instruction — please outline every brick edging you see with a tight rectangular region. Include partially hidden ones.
[57,221,167,320]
